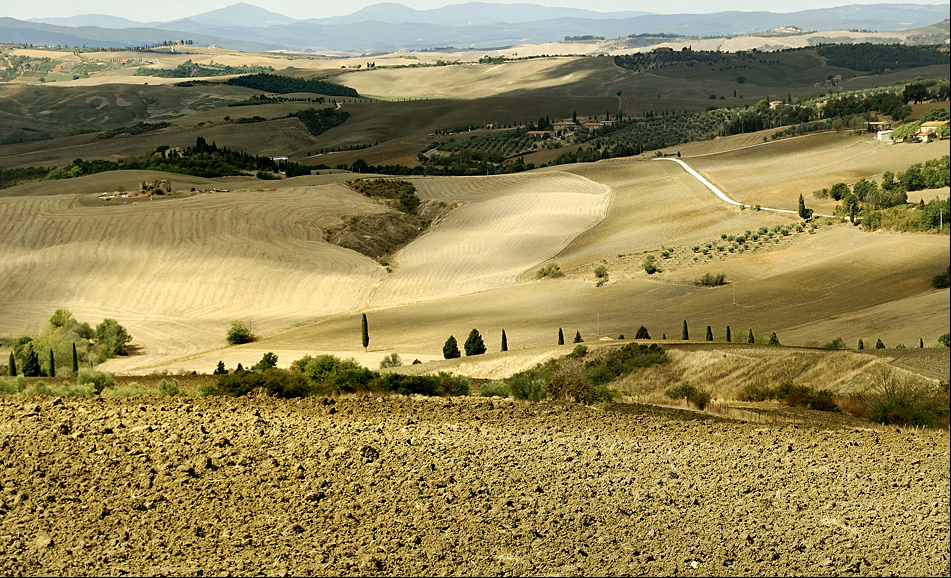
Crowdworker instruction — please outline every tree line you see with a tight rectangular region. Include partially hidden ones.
[2,309,131,378]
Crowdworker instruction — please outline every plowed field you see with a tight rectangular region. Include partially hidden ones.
[2,395,947,576]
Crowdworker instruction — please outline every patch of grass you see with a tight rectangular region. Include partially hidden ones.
[536,263,565,279]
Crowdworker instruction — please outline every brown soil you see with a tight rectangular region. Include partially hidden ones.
[2,395,947,576]
[324,200,455,262]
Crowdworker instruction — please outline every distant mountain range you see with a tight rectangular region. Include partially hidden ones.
[6,2,950,52]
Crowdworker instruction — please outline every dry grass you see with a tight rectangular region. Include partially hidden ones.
[1,126,947,375]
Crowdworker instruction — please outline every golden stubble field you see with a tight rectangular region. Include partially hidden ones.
[0,130,947,375]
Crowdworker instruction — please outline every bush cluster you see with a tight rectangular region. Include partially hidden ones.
[664,381,712,410]
[738,381,837,412]
[204,353,471,399]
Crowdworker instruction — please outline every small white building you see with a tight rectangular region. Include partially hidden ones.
[876,130,894,142]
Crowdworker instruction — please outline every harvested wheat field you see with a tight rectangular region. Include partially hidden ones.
[1,395,947,576]
[0,130,947,375]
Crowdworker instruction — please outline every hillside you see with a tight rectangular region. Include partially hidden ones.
[3,128,946,375]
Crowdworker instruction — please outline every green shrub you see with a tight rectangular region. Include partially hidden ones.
[699,272,726,286]
[22,381,55,397]
[737,383,774,402]
[480,380,510,398]
[859,366,949,427]
[665,381,700,400]
[158,378,180,396]
[940,333,950,347]
[665,381,711,409]
[932,266,950,289]
[821,337,848,350]
[569,344,588,358]
[77,368,116,394]
[688,388,712,410]
[379,353,402,369]
[537,263,565,278]
[0,376,27,395]
[108,382,155,397]
[226,320,254,345]
[509,374,548,401]
[642,254,659,274]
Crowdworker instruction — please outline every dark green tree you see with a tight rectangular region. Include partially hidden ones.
[574,331,583,343]
[875,338,885,349]
[706,326,713,341]
[919,338,924,349]
[682,319,689,340]
[226,320,254,345]
[635,325,650,339]
[214,361,228,375]
[858,338,865,350]
[464,329,487,356]
[726,325,732,342]
[361,313,369,352]
[71,343,78,374]
[94,318,132,356]
[22,343,41,377]
[48,349,55,378]
[748,329,755,344]
[8,352,15,377]
[255,352,278,372]
[501,329,508,352]
[558,328,564,345]
[768,332,780,346]
[443,335,461,359]
[798,193,812,220]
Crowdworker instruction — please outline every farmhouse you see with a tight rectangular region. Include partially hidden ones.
[917,120,949,142]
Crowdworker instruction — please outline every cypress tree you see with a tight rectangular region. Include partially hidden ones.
[919,338,924,349]
[464,329,486,356]
[501,329,508,352]
[7,352,15,377]
[662,333,666,340]
[22,344,40,377]
[71,343,78,374]
[726,325,732,342]
[635,325,650,339]
[361,313,369,352]
[768,332,780,346]
[858,338,864,350]
[748,329,755,344]
[706,326,713,341]
[48,349,55,378]
[875,338,885,349]
[574,330,583,343]
[443,335,461,359]
[558,328,564,345]
[682,319,689,340]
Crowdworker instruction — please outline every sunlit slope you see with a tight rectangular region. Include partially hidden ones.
[370,172,610,307]
[0,182,386,368]
[685,133,950,213]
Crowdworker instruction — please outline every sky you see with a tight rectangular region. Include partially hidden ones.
[6,0,950,22]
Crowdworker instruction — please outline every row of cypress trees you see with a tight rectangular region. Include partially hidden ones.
[7,343,79,377]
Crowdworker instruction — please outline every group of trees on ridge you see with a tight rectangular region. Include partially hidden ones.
[813,154,950,230]
[2,310,131,378]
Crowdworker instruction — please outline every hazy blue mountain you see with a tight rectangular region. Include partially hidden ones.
[310,2,649,25]
[28,14,158,28]
[174,2,297,27]
[7,3,950,53]
[0,17,280,52]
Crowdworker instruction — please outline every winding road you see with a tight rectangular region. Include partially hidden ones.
[656,157,835,218]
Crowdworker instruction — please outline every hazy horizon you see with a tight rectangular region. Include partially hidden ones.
[11,0,951,24]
